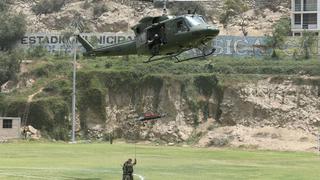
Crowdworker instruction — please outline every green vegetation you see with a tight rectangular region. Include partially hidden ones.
[0,57,72,140]
[79,56,320,76]
[261,0,283,11]
[0,142,319,180]
[0,51,23,85]
[0,93,6,116]
[32,0,66,15]
[1,55,320,140]
[0,0,9,12]
[0,1,26,50]
[265,17,291,59]
[220,0,249,32]
[300,31,319,60]
[93,1,108,18]
[170,2,206,17]
[82,0,91,10]
[25,45,48,59]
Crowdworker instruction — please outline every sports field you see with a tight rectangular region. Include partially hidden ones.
[0,142,319,180]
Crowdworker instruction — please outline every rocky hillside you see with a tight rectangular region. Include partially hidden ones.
[12,0,290,36]
[1,57,319,152]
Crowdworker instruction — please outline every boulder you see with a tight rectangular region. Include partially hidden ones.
[22,125,41,139]
[27,125,38,134]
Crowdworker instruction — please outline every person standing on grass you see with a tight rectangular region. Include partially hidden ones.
[122,158,137,180]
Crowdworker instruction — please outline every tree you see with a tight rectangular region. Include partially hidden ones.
[300,31,318,59]
[259,0,285,11]
[0,94,6,116]
[170,2,206,17]
[265,17,291,59]
[220,0,249,36]
[92,2,108,18]
[32,0,67,15]
[0,2,27,51]
[0,0,9,12]
[0,51,22,86]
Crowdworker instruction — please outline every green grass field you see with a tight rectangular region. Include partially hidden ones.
[0,142,319,180]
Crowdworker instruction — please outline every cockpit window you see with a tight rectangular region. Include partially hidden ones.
[186,16,206,27]
[176,20,188,32]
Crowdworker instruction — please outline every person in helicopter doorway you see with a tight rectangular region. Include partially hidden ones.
[159,25,167,45]
[148,33,161,56]
[122,158,137,180]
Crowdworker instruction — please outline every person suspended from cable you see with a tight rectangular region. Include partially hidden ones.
[136,112,166,122]
[122,158,137,180]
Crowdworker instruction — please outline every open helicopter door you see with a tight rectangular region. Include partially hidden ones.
[136,31,148,55]
[146,24,168,52]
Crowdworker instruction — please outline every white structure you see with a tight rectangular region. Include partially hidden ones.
[291,0,320,36]
[0,117,21,140]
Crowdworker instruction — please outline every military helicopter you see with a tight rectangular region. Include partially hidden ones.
[77,1,219,63]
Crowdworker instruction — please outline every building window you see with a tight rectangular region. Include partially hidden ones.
[303,13,317,29]
[304,0,317,11]
[295,0,301,11]
[294,32,301,36]
[3,119,13,129]
[294,14,301,25]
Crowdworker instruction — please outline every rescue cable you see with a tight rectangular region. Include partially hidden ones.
[132,112,166,158]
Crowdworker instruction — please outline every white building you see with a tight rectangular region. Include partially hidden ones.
[291,0,320,36]
[0,117,21,140]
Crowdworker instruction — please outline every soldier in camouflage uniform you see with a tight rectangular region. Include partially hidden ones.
[122,158,137,180]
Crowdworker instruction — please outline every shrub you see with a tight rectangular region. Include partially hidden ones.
[82,0,91,9]
[0,0,9,12]
[170,2,206,16]
[265,17,291,59]
[93,2,107,18]
[32,0,67,15]
[51,126,69,141]
[0,94,6,116]
[259,0,283,11]
[300,31,318,59]
[26,97,70,141]
[26,45,48,58]
[0,12,26,50]
[0,51,22,85]
[219,0,248,30]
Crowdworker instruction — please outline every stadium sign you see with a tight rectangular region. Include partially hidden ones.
[19,33,319,56]
[20,33,135,54]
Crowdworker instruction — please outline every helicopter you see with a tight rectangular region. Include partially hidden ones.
[77,2,219,63]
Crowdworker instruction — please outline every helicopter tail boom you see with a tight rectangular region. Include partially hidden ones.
[77,35,94,52]
[77,34,137,57]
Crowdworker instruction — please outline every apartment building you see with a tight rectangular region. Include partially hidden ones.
[291,0,320,36]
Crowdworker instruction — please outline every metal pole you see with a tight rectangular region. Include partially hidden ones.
[71,37,77,143]
[318,127,320,157]
[163,0,167,15]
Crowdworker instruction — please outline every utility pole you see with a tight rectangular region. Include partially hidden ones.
[71,36,77,143]
[70,14,83,143]
[318,127,320,157]
[163,0,168,15]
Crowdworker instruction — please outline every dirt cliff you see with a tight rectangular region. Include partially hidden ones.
[75,71,320,151]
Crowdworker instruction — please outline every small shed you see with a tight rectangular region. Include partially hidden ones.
[0,117,21,140]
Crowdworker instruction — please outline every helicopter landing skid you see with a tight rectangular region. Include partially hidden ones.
[143,47,216,63]
[143,50,186,63]
[174,48,216,63]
